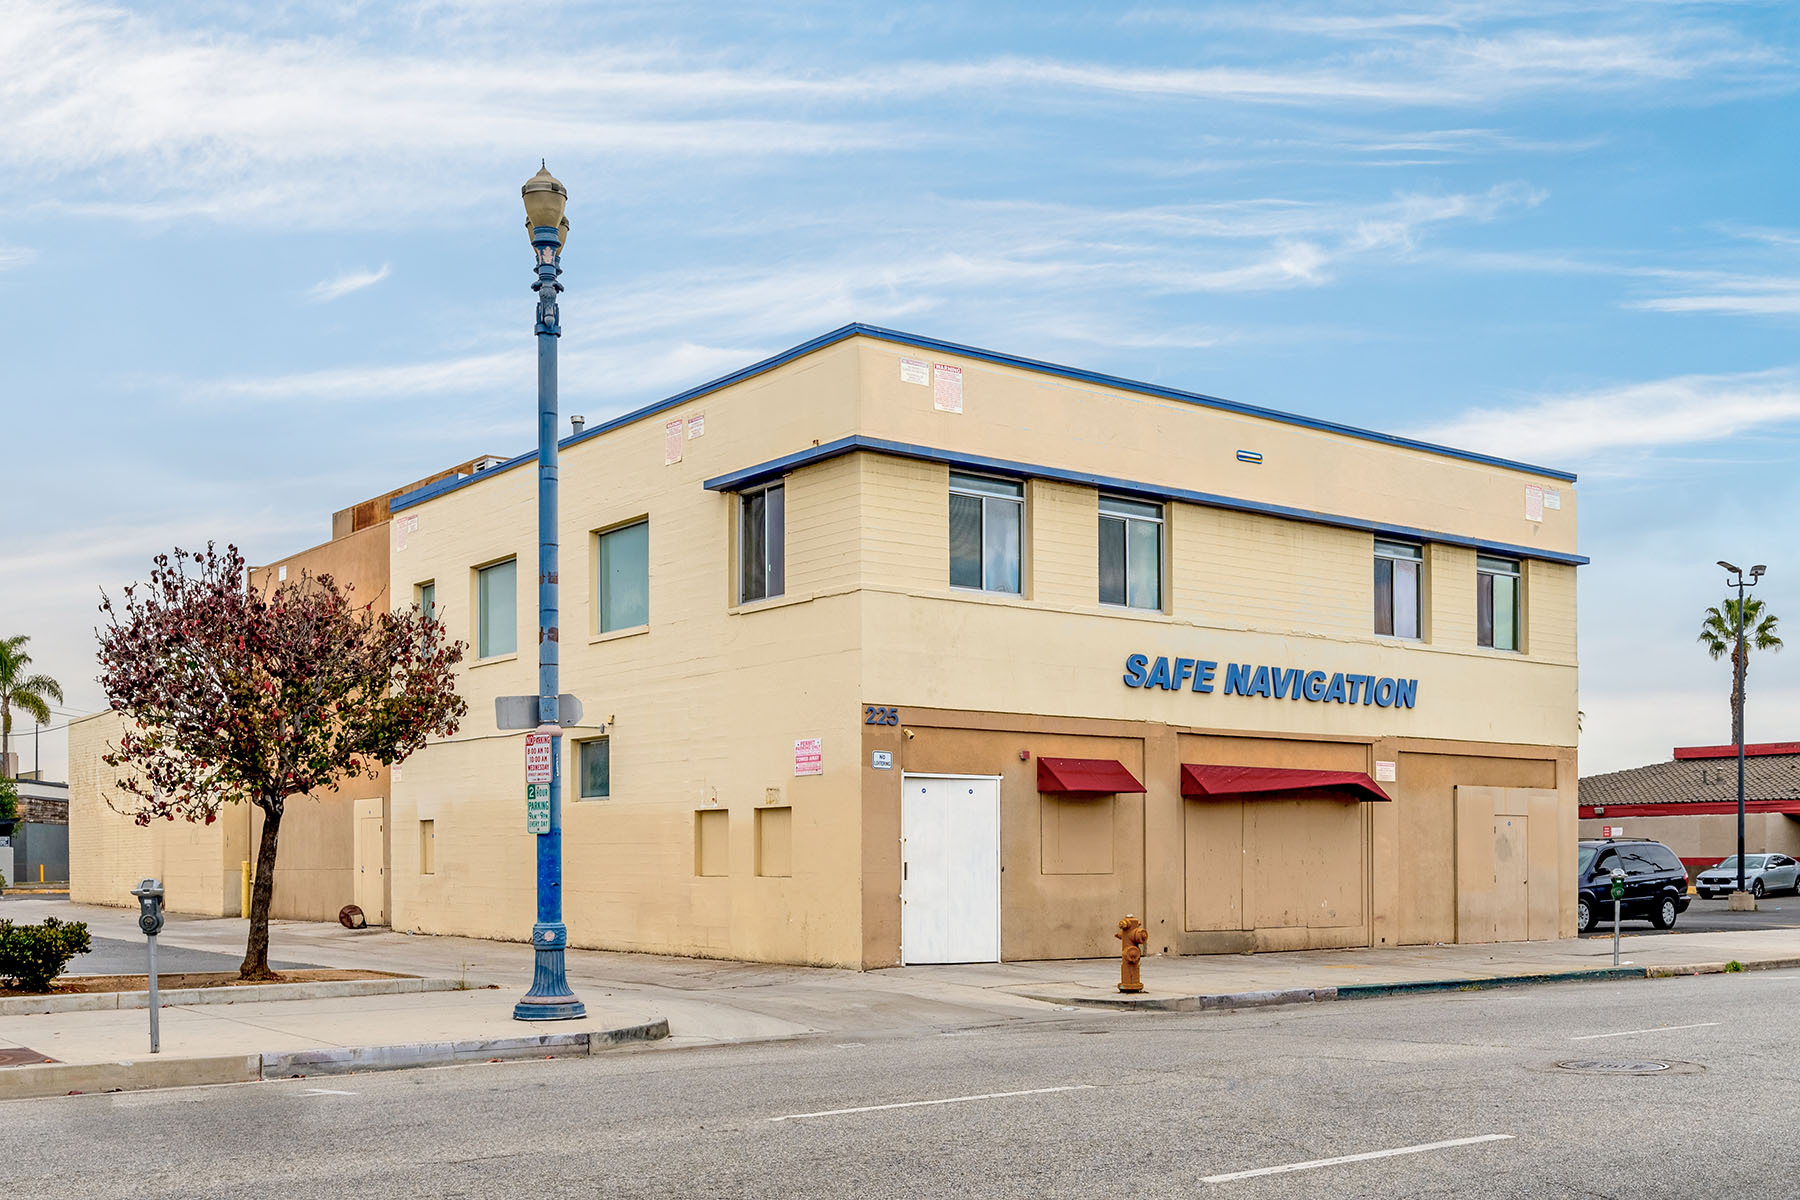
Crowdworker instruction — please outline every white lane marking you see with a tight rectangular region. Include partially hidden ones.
[1568,1021,1719,1041]
[1202,1134,1514,1183]
[302,1088,358,1096]
[769,1084,1094,1122]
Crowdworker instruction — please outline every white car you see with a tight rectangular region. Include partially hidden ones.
[1695,854,1800,899]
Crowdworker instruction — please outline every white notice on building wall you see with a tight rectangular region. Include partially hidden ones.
[1524,484,1544,522]
[525,731,553,784]
[900,358,930,386]
[933,363,963,413]
[664,419,684,464]
[1374,760,1396,783]
[1543,489,1561,510]
[687,412,705,439]
[794,737,823,777]
[395,514,419,551]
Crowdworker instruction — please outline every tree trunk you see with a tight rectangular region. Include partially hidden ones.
[1732,644,1746,748]
[240,799,284,980]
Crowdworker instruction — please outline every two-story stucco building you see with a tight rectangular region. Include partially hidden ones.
[383,324,1583,969]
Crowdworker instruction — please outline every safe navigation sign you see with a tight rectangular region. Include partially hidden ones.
[526,783,550,834]
[525,731,553,784]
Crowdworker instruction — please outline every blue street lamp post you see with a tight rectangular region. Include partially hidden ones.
[515,164,584,1021]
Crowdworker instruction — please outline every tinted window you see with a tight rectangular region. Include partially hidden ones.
[1578,845,1599,875]
[1644,845,1683,873]
[1618,848,1658,877]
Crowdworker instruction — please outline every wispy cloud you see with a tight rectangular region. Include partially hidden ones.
[0,1,1784,227]
[1414,367,1800,462]
[307,264,390,302]
[0,244,33,269]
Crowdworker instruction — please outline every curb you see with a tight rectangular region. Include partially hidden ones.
[1024,958,1800,1013]
[0,976,465,1017]
[0,1018,670,1101]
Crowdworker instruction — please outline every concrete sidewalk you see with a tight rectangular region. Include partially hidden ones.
[9,897,1800,1102]
[898,927,1800,1010]
[0,988,668,1100]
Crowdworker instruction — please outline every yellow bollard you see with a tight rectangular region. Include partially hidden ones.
[39,864,45,883]
[241,860,252,917]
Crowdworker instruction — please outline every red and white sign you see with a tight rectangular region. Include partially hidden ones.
[665,418,684,464]
[933,363,963,413]
[525,731,553,783]
[1601,824,1624,838]
[794,737,823,777]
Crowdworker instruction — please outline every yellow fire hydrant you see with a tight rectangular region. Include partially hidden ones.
[1116,914,1148,993]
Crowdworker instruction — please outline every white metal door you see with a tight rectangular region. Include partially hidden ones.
[901,775,1001,964]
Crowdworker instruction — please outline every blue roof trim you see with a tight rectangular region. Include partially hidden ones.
[703,437,1590,567]
[391,320,1577,514]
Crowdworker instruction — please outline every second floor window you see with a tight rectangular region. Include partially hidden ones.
[1477,554,1521,651]
[949,471,1022,594]
[1098,495,1162,610]
[1373,540,1422,640]
[597,520,649,632]
[739,482,785,603]
[477,558,517,658]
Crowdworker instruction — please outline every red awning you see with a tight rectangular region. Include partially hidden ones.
[1180,764,1391,802]
[1037,757,1146,796]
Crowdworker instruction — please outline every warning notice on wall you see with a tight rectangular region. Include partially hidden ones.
[900,358,930,386]
[665,419,684,464]
[687,412,705,438]
[525,731,553,783]
[1374,760,1396,783]
[1543,489,1561,510]
[794,737,823,776]
[1524,484,1544,522]
[933,363,963,413]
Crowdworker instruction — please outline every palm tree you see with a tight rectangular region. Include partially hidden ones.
[1698,597,1783,746]
[0,635,64,778]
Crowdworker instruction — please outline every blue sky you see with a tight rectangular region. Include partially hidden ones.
[3,0,1797,780]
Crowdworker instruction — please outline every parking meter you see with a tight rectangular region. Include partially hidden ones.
[129,878,164,1053]
[132,879,165,936]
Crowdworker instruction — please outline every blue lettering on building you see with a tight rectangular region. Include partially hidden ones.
[1122,653,1419,709]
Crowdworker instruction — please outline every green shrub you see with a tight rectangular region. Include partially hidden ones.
[0,918,92,992]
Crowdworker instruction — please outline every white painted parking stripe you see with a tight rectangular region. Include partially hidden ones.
[1568,1021,1719,1041]
[1201,1134,1514,1183]
[769,1084,1095,1122]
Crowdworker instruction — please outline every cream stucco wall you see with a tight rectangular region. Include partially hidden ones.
[389,331,1580,967]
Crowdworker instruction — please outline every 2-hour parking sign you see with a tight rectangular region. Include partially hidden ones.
[526,783,550,834]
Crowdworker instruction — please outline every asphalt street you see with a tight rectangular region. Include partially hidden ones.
[64,935,316,977]
[1588,895,1800,937]
[8,967,1800,1198]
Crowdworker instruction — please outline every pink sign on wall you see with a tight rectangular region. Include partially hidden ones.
[793,737,823,776]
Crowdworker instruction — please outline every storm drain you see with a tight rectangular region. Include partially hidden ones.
[1556,1059,1673,1074]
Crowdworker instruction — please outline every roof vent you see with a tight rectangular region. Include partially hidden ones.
[571,415,585,435]
[473,456,504,473]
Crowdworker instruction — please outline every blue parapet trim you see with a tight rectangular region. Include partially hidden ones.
[703,436,1591,567]
[390,321,1579,515]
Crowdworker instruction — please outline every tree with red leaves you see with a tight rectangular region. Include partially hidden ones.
[97,544,466,979]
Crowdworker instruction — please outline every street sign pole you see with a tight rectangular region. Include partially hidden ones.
[514,171,583,1022]
[1610,870,1625,967]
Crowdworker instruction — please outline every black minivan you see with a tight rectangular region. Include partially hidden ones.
[1577,838,1691,933]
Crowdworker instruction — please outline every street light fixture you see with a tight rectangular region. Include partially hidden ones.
[514,162,584,1022]
[1718,559,1768,900]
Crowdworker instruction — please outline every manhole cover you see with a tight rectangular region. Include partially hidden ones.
[1557,1059,1671,1074]
[0,1047,58,1067]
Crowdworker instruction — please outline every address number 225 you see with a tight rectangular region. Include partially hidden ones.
[863,705,899,726]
